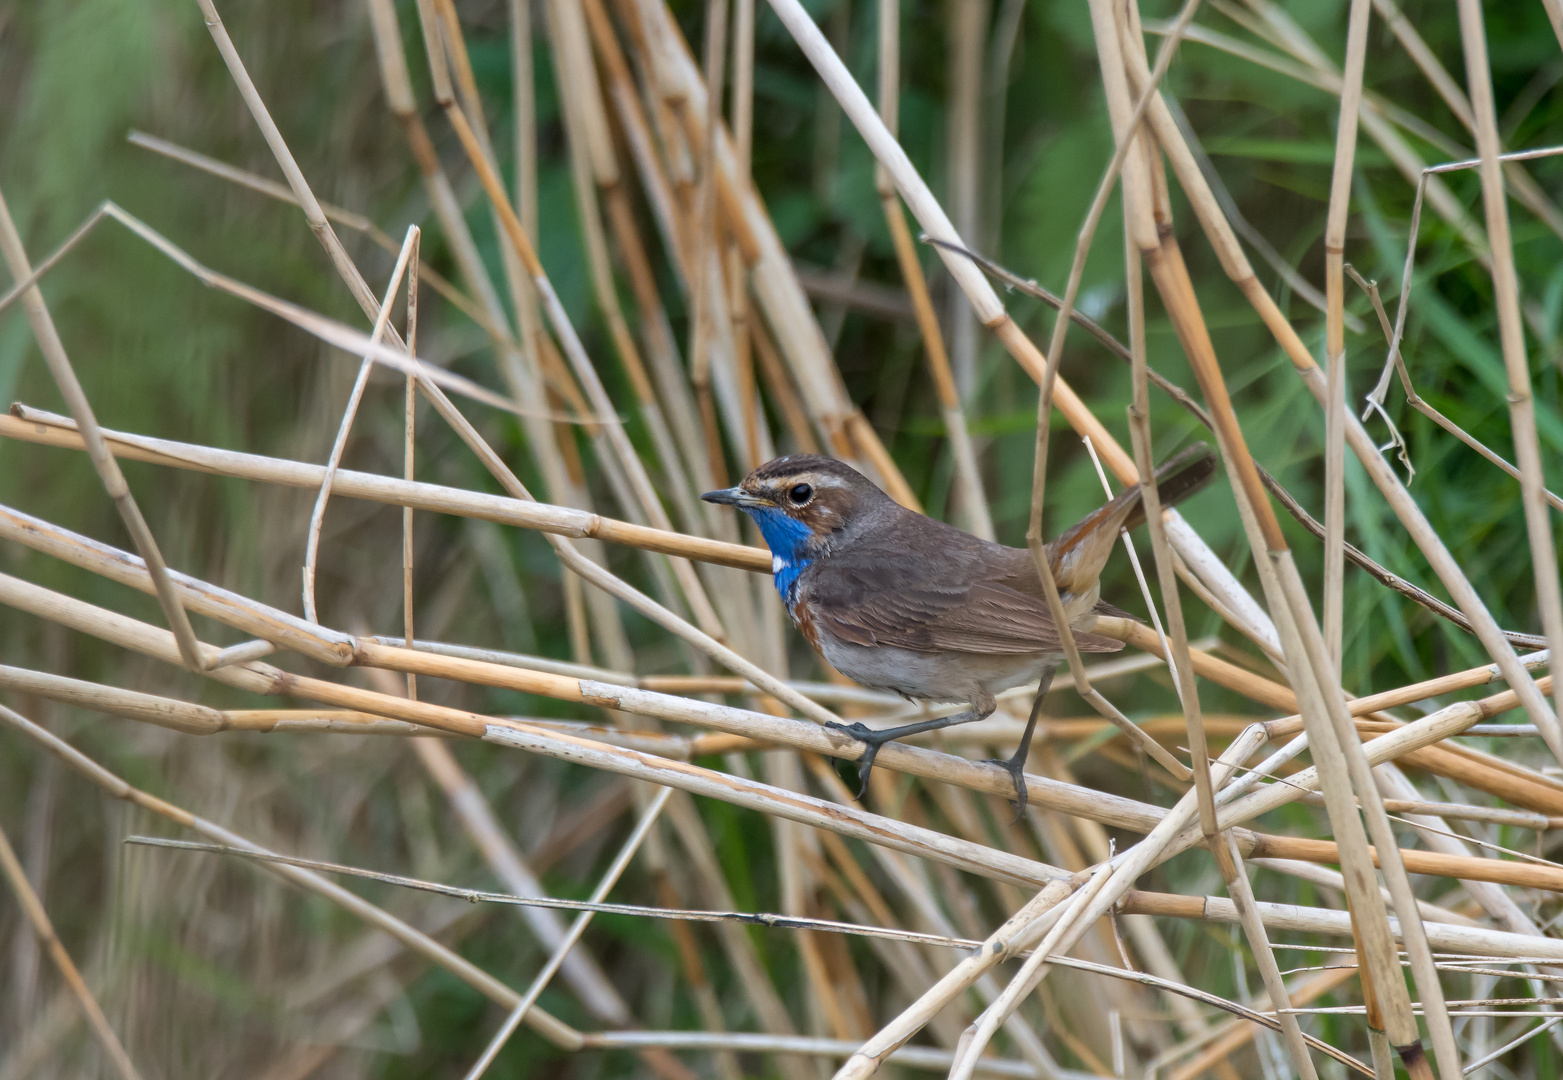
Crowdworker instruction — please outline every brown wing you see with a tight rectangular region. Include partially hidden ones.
[800,562,1124,656]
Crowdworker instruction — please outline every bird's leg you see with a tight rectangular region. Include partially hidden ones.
[826,693,997,799]
[984,667,1055,820]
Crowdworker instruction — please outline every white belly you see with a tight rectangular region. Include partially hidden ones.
[817,637,1054,703]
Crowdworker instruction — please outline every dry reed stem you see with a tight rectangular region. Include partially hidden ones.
[1454,0,1563,736]
[1,408,770,571]
[1546,0,1563,50]
[402,225,419,701]
[1122,16,1562,752]
[0,566,1093,887]
[1321,0,1370,671]
[0,187,206,672]
[1093,0,1221,851]
[949,861,1118,1080]
[1164,965,1362,1080]
[0,545,1170,834]
[423,5,727,645]
[1117,17,1453,1062]
[359,658,657,1042]
[0,701,585,1047]
[0,821,144,1080]
[302,224,419,624]
[874,0,991,539]
[462,787,674,1079]
[6,410,1330,727]
[1221,833,1321,1080]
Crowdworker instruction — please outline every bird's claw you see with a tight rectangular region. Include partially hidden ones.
[826,721,889,799]
[983,755,1030,824]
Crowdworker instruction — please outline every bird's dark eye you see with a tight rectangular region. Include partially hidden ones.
[788,483,813,505]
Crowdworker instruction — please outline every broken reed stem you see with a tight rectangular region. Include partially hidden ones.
[1353,255,1563,514]
[0,821,144,1080]
[1322,0,1371,672]
[1455,0,1563,734]
[0,186,205,672]
[302,224,419,624]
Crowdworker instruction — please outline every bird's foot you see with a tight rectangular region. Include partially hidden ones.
[982,753,1030,823]
[825,721,895,799]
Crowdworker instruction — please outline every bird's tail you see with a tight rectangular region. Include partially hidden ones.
[1119,442,1218,533]
[1049,442,1217,596]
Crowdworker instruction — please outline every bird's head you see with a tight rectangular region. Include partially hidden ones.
[702,455,887,582]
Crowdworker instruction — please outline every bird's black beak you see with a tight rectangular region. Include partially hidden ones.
[701,486,766,508]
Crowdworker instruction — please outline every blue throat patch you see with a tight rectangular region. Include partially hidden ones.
[743,506,813,599]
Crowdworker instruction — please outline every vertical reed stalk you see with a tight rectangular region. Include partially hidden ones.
[1455,0,1563,728]
[1322,0,1371,671]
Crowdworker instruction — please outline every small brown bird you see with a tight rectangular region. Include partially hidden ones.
[702,444,1216,811]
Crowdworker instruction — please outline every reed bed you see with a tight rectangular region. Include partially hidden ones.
[1,1,1561,1078]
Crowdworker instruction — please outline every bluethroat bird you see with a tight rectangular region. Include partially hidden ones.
[702,443,1216,812]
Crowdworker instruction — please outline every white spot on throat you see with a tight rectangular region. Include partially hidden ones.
[772,554,788,573]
